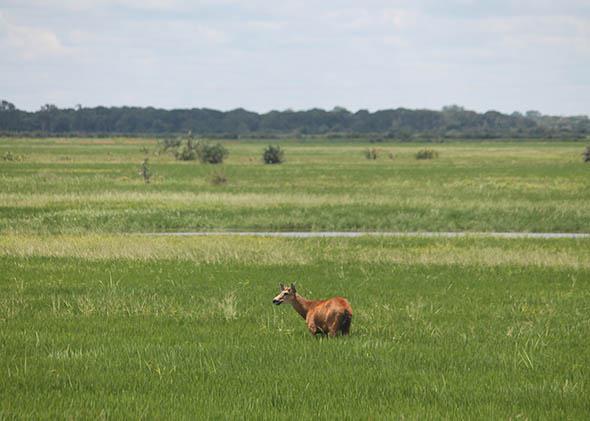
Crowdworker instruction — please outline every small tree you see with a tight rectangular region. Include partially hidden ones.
[583,146,590,163]
[262,145,284,164]
[139,158,152,184]
[197,142,228,164]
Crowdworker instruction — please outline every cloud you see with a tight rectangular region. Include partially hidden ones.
[0,11,69,60]
[0,1,588,114]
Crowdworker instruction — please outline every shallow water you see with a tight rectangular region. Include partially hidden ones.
[145,231,590,239]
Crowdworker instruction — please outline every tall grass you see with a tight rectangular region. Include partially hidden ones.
[0,234,588,268]
[0,236,588,418]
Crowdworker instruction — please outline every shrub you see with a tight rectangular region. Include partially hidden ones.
[583,146,590,163]
[168,133,228,164]
[197,142,228,164]
[262,145,284,164]
[175,138,199,161]
[171,133,203,161]
[415,148,438,160]
[364,148,378,160]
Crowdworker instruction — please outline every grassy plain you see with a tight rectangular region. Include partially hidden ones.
[0,137,589,233]
[1,235,589,419]
[1,138,589,418]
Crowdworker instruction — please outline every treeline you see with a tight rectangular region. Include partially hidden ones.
[1,100,589,139]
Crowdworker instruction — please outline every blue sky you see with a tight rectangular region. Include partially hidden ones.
[1,0,589,115]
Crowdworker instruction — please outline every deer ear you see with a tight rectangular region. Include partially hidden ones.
[290,283,296,293]
[279,283,284,292]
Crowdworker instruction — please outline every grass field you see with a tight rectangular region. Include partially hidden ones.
[1,137,589,233]
[0,236,589,418]
[1,138,589,418]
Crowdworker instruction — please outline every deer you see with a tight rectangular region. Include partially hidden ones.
[272,283,352,337]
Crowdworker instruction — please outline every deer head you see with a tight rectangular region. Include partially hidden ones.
[272,283,297,305]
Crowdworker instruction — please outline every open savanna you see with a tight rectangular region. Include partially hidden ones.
[0,137,589,233]
[1,235,589,419]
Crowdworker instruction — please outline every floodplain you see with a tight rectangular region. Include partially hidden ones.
[0,138,588,418]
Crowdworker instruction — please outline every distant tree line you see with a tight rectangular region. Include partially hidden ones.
[1,100,588,140]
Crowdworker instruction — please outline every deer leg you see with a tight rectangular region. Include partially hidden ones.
[326,315,341,337]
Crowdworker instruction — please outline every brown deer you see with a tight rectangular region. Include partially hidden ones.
[272,283,352,336]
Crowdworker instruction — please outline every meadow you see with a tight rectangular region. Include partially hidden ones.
[0,137,589,419]
[1,235,589,419]
[0,137,588,233]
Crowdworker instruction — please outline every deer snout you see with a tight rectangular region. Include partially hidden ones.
[272,299,282,305]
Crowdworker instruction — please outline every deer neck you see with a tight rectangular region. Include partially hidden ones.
[290,294,313,319]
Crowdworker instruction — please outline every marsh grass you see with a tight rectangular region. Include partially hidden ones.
[0,235,589,269]
[0,138,588,233]
[209,169,228,186]
[415,148,439,159]
[218,292,238,320]
[0,138,589,417]
[364,147,379,160]
[0,236,588,418]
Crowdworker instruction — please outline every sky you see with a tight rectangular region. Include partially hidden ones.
[0,0,589,115]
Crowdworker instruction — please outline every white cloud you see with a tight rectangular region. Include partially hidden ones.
[0,11,70,60]
[0,1,588,114]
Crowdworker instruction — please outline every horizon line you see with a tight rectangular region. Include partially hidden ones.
[3,100,588,118]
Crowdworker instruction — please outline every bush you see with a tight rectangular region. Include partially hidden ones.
[364,148,378,160]
[415,148,438,160]
[262,145,284,164]
[170,133,199,161]
[583,146,590,163]
[197,142,228,164]
[175,138,198,161]
[169,133,228,164]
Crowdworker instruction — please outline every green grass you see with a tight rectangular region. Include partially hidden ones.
[1,138,588,418]
[0,236,588,418]
[1,137,589,233]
